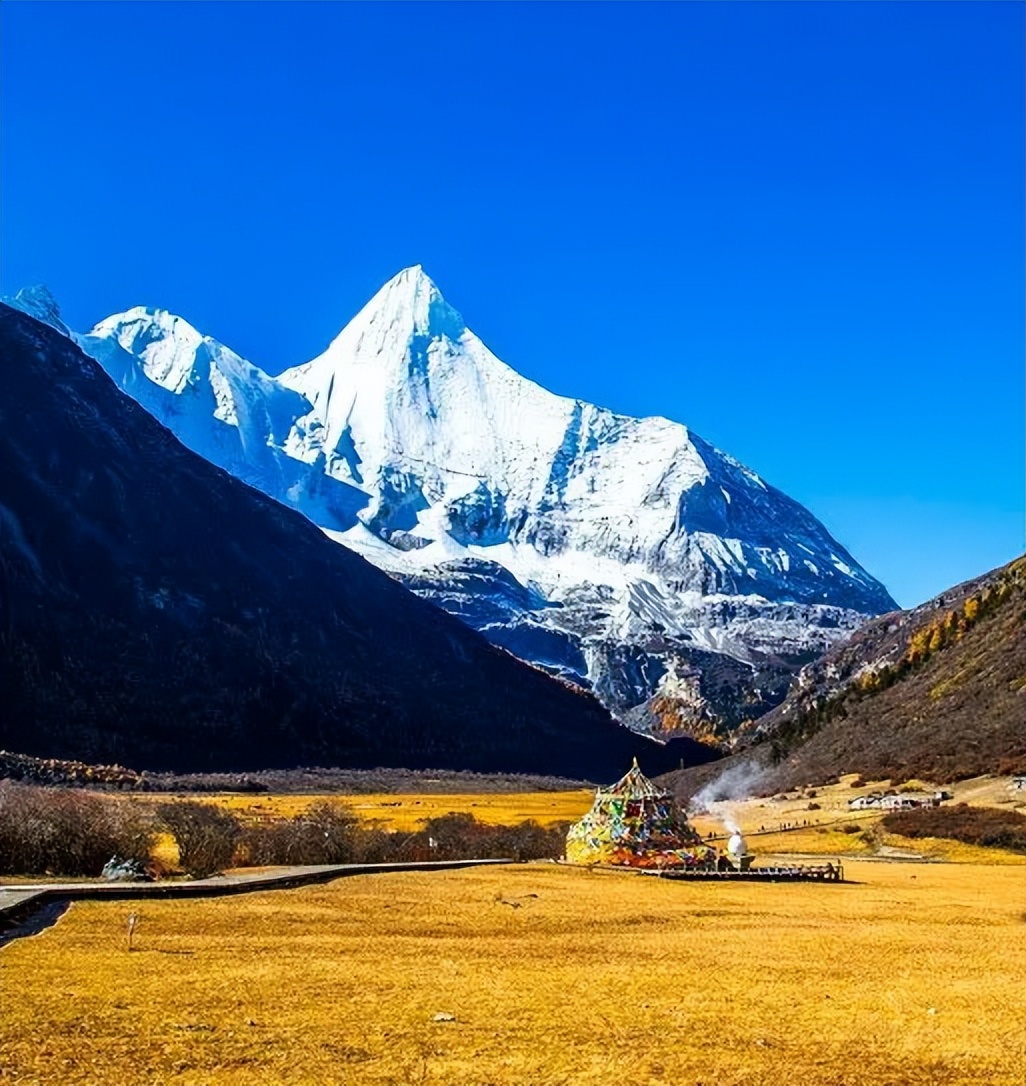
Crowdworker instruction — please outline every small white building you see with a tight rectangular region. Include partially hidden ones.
[878,793,937,811]
[848,793,883,810]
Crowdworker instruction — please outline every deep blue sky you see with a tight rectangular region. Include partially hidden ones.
[2,2,1022,607]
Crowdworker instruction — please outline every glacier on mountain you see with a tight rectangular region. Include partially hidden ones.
[6,269,897,735]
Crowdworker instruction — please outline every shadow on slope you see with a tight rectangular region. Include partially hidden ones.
[0,304,717,780]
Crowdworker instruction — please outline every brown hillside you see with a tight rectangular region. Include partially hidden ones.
[661,556,1026,796]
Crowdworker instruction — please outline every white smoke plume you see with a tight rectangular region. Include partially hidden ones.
[688,759,769,812]
[687,759,769,838]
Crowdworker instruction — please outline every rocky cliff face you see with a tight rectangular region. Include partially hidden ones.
[9,269,896,733]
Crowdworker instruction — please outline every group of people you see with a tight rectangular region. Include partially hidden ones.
[760,820,811,832]
[703,818,813,840]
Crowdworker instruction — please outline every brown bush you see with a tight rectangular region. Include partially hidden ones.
[236,802,360,866]
[0,782,155,876]
[490,820,569,861]
[418,813,494,859]
[157,801,240,877]
[882,805,1026,854]
[415,813,565,862]
[236,811,567,868]
[349,827,405,864]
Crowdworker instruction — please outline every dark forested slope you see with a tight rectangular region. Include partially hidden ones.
[0,304,712,778]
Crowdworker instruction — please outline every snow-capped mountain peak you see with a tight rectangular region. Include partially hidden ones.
[90,307,210,394]
[373,263,464,340]
[276,266,572,509]
[70,304,369,534]
[82,305,310,434]
[283,264,467,386]
[4,285,70,336]
[39,267,897,734]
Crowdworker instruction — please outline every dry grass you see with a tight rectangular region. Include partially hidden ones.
[2,861,1023,1086]
[142,790,595,831]
[140,780,1026,868]
[689,775,1026,863]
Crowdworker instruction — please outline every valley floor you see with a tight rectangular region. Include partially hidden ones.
[147,774,1026,866]
[689,773,1026,863]
[1,859,1023,1086]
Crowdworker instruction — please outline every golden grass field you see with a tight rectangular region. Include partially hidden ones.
[142,791,596,869]
[193,790,596,831]
[144,774,1026,867]
[2,859,1024,1086]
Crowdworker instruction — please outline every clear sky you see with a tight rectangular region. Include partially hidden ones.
[2,2,1022,608]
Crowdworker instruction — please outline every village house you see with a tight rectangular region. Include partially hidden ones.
[878,792,944,811]
[878,794,921,811]
[848,793,884,810]
[851,790,950,812]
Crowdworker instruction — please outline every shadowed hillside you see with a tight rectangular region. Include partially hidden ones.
[0,304,715,779]
[661,556,1025,796]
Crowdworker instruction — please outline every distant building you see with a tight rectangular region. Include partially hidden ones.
[878,792,938,811]
[848,793,884,810]
[1012,776,1026,791]
[850,789,949,812]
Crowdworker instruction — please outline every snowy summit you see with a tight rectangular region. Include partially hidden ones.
[8,268,897,734]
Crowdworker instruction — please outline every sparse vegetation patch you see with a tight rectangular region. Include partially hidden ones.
[0,782,154,877]
[154,801,242,877]
[882,804,1026,854]
[0,786,569,878]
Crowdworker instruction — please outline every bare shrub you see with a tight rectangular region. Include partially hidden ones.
[882,805,1026,854]
[419,813,492,859]
[235,822,299,867]
[417,813,564,862]
[232,809,566,870]
[305,801,360,861]
[0,782,155,876]
[156,801,240,877]
[491,820,567,861]
[350,826,403,864]
[236,801,359,866]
